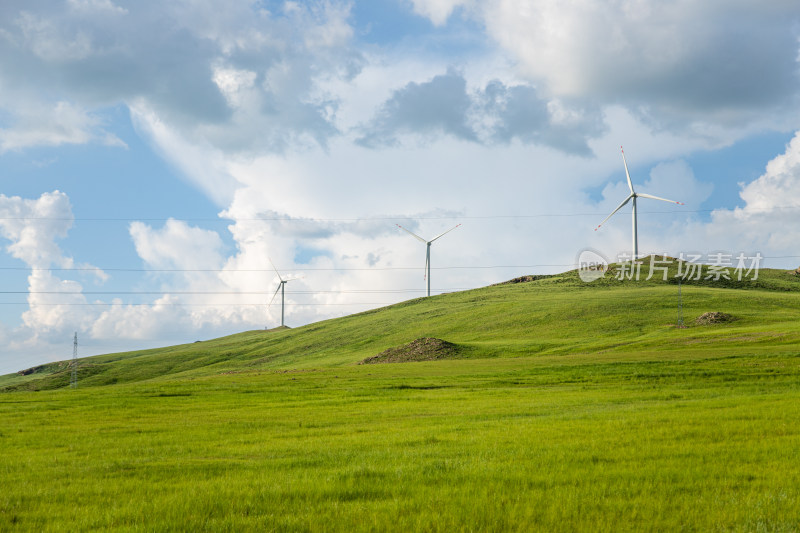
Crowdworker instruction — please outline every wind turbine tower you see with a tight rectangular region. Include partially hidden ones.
[396,223,461,297]
[268,259,300,328]
[595,147,684,259]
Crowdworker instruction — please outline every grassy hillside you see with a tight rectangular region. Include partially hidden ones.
[2,262,800,531]
[3,261,799,391]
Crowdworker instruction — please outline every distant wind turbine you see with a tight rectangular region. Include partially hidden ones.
[396,223,461,297]
[268,258,301,328]
[595,147,684,259]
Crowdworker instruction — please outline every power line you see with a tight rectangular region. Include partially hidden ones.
[0,256,797,274]
[0,302,410,307]
[0,288,473,295]
[0,264,578,272]
[2,204,800,223]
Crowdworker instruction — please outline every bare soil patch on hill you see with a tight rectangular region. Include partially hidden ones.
[695,312,735,325]
[360,338,461,364]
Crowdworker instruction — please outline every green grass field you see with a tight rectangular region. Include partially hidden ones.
[2,262,800,531]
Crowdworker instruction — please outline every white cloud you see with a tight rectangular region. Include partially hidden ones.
[90,295,198,340]
[739,133,800,211]
[0,101,125,152]
[130,219,225,271]
[20,270,91,335]
[478,0,800,125]
[212,67,258,109]
[0,192,108,371]
[409,0,472,26]
[644,160,713,211]
[3,0,794,159]
[122,219,272,332]
[0,192,110,291]
[67,0,127,16]
[0,1,360,155]
[688,132,800,254]
[298,0,354,49]
[129,105,237,205]
[15,10,94,61]
[0,191,74,267]
[356,69,604,153]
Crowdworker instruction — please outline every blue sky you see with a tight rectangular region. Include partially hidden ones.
[1,0,799,374]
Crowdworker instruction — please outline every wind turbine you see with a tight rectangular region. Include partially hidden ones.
[396,223,461,297]
[595,147,684,259]
[268,259,300,328]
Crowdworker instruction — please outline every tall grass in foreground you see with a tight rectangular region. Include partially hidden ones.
[2,354,799,531]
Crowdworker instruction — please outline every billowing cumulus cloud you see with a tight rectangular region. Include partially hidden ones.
[358,70,604,153]
[479,0,800,126]
[359,70,477,146]
[700,132,800,252]
[0,0,359,154]
[3,0,793,163]
[408,1,800,130]
[739,133,800,211]
[474,82,604,154]
[0,193,104,363]
[0,191,75,268]
[130,219,225,271]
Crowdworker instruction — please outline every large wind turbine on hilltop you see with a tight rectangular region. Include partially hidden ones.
[396,223,461,297]
[595,147,684,259]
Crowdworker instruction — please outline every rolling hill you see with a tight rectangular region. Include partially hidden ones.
[3,259,799,391]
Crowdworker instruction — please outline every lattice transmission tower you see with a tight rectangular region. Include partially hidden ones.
[70,332,78,388]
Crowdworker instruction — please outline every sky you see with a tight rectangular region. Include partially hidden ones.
[1,0,799,374]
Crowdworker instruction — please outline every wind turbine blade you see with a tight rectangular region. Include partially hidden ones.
[636,192,684,205]
[424,251,429,280]
[284,275,304,282]
[268,257,284,282]
[396,224,427,243]
[268,284,282,306]
[621,146,635,194]
[429,223,461,243]
[595,194,633,231]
